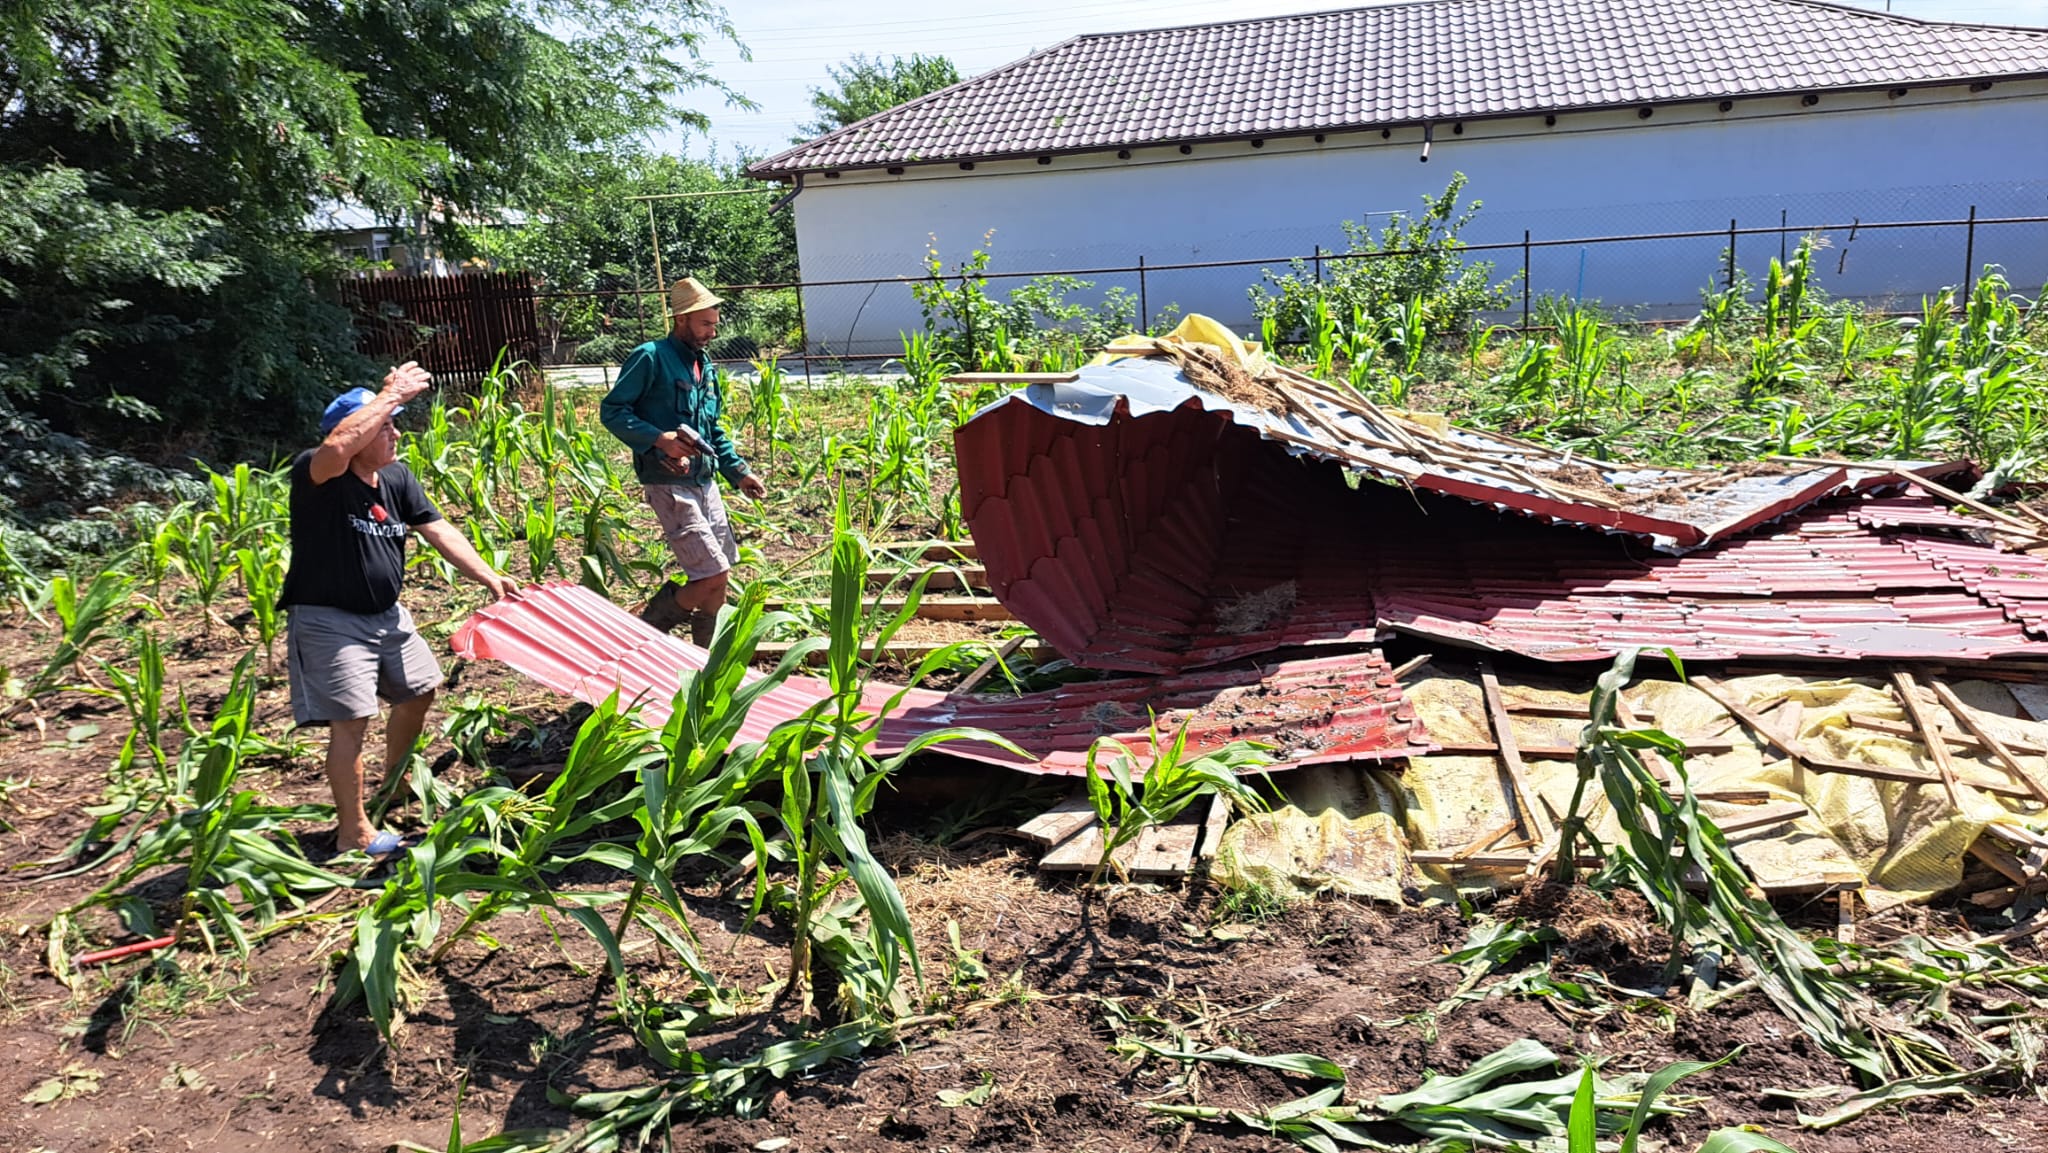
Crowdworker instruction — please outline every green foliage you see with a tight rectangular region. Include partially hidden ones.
[1081,721,1272,885]
[797,53,962,140]
[0,0,743,473]
[467,154,795,359]
[1250,172,1515,347]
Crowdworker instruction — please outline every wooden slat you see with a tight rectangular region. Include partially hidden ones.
[1435,739,1748,761]
[767,595,1012,622]
[952,635,1028,698]
[754,638,974,665]
[1126,822,1202,879]
[1713,802,1809,835]
[941,372,1081,384]
[863,566,991,592]
[1195,794,1231,864]
[1846,713,2048,755]
[1892,670,1963,809]
[1478,660,1553,842]
[874,541,979,562]
[1689,676,2036,801]
[1927,681,2048,806]
[1014,790,1096,847]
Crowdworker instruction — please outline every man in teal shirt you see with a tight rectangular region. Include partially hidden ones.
[600,277,768,645]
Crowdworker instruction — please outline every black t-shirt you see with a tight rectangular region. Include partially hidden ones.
[278,450,442,614]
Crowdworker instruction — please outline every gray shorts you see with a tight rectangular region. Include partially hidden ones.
[285,603,443,725]
[643,480,738,579]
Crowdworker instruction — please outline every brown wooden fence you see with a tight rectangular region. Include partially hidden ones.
[340,272,540,389]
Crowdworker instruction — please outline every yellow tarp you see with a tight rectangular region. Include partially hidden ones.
[1215,667,2048,906]
[1094,314,1275,377]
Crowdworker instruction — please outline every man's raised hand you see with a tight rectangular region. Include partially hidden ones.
[382,360,434,404]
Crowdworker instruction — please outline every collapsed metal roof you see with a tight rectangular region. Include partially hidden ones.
[955,357,2048,672]
[450,584,1431,774]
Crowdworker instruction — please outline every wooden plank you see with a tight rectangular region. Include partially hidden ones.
[1478,660,1553,842]
[1502,701,1595,719]
[1892,670,1963,809]
[1689,676,2036,801]
[952,635,1028,698]
[1014,790,1097,846]
[1928,681,2048,806]
[766,595,1013,622]
[863,566,991,593]
[1846,713,2048,756]
[1038,824,1143,874]
[1431,737,1741,758]
[1713,802,1809,835]
[1126,822,1202,879]
[1971,841,2031,886]
[1837,890,1857,945]
[755,638,989,665]
[942,372,1080,384]
[874,541,979,562]
[1387,653,1432,681]
[1194,793,1231,864]
[1413,850,1604,868]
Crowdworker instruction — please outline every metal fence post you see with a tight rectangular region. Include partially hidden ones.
[1726,218,1738,292]
[1963,205,1978,302]
[1521,230,1531,331]
[960,272,975,364]
[1779,209,1787,264]
[1314,244,1324,285]
[1138,255,1149,334]
[794,275,814,386]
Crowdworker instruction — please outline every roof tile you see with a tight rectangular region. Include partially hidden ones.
[750,0,2048,175]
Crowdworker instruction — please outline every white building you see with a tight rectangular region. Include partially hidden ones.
[747,0,2048,356]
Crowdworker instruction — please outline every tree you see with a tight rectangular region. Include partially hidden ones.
[0,0,745,534]
[456,152,799,360]
[796,54,961,141]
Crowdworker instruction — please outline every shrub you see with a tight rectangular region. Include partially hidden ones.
[573,335,636,365]
[1249,172,1515,347]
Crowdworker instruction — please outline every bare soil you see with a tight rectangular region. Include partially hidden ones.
[4,603,2047,1152]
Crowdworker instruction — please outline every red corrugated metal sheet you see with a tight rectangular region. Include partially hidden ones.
[956,389,2048,669]
[450,583,1431,775]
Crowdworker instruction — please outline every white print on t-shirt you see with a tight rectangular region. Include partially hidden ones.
[349,514,409,539]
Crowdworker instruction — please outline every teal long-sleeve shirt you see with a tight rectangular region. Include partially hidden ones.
[599,334,752,486]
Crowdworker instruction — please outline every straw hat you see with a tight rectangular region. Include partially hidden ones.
[668,276,724,317]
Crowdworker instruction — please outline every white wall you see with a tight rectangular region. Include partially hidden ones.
[789,82,2048,354]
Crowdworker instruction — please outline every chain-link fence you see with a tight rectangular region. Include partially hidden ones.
[530,198,2048,377]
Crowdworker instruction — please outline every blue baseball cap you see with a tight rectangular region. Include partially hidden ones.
[320,387,402,434]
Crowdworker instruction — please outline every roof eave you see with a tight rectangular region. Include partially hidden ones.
[745,70,2048,180]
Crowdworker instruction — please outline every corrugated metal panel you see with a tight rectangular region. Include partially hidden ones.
[450,583,1431,776]
[955,370,2048,669]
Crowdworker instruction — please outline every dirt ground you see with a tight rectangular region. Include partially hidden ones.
[4,605,2047,1153]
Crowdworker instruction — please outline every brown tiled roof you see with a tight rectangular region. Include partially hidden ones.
[746,0,2048,177]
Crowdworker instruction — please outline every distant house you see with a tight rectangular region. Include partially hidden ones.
[306,201,531,277]
[747,0,2048,354]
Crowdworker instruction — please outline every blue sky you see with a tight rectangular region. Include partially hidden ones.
[669,0,2048,165]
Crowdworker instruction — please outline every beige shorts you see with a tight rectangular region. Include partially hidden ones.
[286,603,442,725]
[644,480,738,579]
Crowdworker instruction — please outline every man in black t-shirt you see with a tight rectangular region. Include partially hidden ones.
[282,363,517,856]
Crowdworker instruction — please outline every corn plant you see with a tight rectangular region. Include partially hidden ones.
[26,570,132,699]
[340,691,664,1042]
[765,500,1020,1020]
[1307,295,1339,381]
[1560,649,1952,1085]
[72,652,348,953]
[1080,718,1271,885]
[744,357,795,469]
[170,518,233,614]
[234,540,287,667]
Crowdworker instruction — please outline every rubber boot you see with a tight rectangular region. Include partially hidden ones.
[638,580,690,635]
[686,608,716,649]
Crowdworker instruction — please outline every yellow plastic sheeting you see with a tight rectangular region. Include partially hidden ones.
[1214,808,1423,903]
[1398,667,2048,903]
[1094,314,1274,377]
